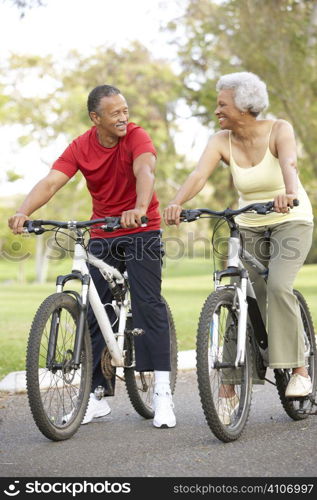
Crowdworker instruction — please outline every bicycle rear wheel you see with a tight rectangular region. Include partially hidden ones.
[275,289,317,420]
[26,293,92,441]
[197,288,253,442]
[124,297,178,419]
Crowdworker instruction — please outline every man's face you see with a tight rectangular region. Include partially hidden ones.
[90,94,129,138]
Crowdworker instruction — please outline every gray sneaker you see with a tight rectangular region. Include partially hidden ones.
[218,394,239,425]
[285,373,312,398]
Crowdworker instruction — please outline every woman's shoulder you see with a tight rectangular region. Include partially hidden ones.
[270,119,295,142]
[204,130,231,164]
[270,118,294,132]
[204,130,230,157]
[208,129,230,145]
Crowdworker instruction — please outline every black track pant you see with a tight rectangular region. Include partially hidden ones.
[87,230,171,395]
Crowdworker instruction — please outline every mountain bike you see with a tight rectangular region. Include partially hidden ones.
[181,201,316,442]
[23,216,177,441]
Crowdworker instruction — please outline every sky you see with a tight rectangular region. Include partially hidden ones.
[0,0,210,196]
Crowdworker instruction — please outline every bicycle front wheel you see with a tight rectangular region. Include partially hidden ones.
[26,293,92,441]
[197,289,253,442]
[124,297,178,419]
[275,289,317,420]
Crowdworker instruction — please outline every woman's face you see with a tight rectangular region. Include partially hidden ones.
[214,89,242,129]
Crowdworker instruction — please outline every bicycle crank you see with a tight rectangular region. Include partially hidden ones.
[101,346,115,379]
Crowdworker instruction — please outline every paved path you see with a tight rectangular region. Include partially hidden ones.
[1,369,317,478]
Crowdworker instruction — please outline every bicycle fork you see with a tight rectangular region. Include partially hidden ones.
[47,273,90,370]
[233,276,248,367]
[212,233,249,368]
[227,234,249,367]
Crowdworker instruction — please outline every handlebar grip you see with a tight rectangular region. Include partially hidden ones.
[102,215,149,232]
[140,215,148,227]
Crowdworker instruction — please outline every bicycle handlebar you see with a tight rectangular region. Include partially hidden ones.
[23,215,149,234]
[180,199,299,222]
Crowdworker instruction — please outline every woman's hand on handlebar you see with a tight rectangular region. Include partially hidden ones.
[163,204,183,226]
[120,208,147,229]
[273,194,298,213]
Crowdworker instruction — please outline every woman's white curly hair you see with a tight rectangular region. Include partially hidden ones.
[216,72,269,116]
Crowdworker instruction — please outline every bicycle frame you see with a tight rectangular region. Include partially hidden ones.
[56,236,129,367]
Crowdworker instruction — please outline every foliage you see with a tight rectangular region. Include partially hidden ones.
[167,0,317,261]
[1,43,184,212]
[169,0,317,165]
[0,42,188,277]
[2,0,45,16]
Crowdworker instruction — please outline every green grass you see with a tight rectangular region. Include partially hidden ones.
[162,261,317,353]
[0,258,316,380]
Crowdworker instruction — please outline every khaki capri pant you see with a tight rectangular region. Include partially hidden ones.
[240,220,313,370]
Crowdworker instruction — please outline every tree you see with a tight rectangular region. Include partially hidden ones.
[2,43,183,201]
[168,0,317,262]
[2,0,46,16]
[0,42,187,279]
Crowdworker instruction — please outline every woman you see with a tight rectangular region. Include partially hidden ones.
[164,72,314,411]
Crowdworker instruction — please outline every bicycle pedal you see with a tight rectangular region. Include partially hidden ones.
[127,328,144,336]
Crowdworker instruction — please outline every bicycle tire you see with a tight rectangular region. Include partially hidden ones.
[274,289,317,421]
[124,297,178,419]
[26,293,92,441]
[197,288,253,442]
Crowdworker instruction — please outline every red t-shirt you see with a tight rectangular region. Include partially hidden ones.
[52,123,161,238]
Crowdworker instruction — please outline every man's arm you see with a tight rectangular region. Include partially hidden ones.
[8,170,70,234]
[120,152,156,228]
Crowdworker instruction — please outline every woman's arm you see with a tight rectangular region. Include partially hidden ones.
[274,120,299,213]
[164,134,223,225]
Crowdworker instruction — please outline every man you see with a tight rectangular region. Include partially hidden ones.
[8,85,176,428]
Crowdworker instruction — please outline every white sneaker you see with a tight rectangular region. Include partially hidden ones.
[285,373,312,398]
[152,390,176,428]
[82,393,111,424]
[218,394,239,425]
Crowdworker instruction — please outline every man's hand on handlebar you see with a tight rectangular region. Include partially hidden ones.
[163,204,183,226]
[8,212,30,235]
[120,208,148,229]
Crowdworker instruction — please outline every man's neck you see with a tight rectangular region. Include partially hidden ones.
[96,129,119,148]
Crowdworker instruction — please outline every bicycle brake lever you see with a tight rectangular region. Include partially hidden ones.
[23,220,45,234]
[101,223,121,232]
[180,210,201,222]
[254,202,274,215]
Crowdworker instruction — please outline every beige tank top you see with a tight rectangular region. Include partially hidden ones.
[229,125,313,227]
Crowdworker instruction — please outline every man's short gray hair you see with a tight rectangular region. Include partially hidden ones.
[216,72,269,116]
